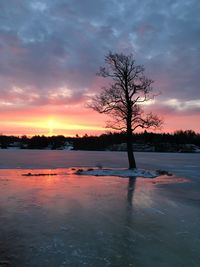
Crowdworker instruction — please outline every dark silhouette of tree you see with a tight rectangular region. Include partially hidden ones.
[89,52,162,169]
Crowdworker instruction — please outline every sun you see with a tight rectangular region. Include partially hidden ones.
[47,119,55,136]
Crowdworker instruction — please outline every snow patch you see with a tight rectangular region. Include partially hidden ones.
[75,168,159,178]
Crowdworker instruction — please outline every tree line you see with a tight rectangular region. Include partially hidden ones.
[0,130,199,151]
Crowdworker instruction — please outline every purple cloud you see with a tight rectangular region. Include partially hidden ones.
[0,0,199,119]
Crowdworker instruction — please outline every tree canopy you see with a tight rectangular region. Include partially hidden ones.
[89,52,162,168]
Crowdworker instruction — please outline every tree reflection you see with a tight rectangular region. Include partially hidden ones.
[127,177,136,206]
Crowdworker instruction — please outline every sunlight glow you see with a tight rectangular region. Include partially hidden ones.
[0,117,106,136]
[47,119,55,136]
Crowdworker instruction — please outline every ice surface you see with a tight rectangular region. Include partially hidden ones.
[0,150,199,180]
[0,151,199,266]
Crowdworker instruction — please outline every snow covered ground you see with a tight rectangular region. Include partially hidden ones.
[75,168,160,178]
[0,150,199,266]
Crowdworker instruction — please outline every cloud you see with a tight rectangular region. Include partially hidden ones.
[145,98,200,116]
[0,0,199,133]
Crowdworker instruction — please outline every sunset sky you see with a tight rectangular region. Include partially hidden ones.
[0,0,199,136]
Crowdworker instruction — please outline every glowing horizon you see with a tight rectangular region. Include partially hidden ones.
[1,97,200,136]
[1,107,199,137]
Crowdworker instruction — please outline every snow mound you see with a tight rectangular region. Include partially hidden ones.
[75,168,159,178]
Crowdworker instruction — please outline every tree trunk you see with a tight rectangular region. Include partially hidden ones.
[126,119,136,169]
[127,132,136,169]
[125,74,136,169]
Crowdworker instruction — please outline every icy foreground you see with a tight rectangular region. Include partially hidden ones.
[0,168,199,267]
[0,151,200,266]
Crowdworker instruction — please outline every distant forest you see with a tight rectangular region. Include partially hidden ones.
[0,130,200,152]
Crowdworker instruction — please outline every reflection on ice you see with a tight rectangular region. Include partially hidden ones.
[0,169,199,267]
[127,177,136,206]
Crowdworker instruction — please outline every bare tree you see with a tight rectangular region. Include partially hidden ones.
[89,52,162,169]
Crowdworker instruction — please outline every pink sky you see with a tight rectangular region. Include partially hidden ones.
[0,1,199,136]
[1,100,199,136]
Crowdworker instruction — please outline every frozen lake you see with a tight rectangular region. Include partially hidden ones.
[0,150,200,179]
[0,150,200,266]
